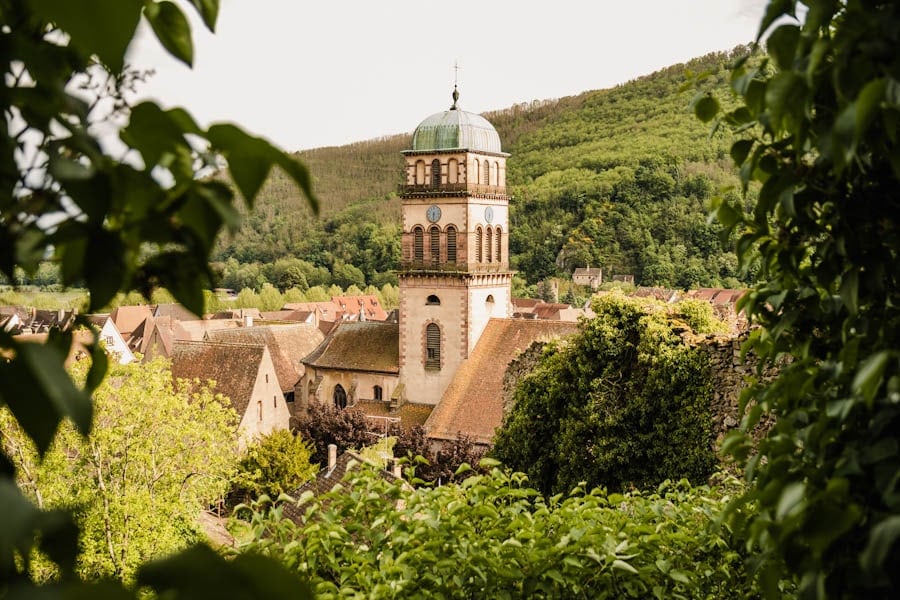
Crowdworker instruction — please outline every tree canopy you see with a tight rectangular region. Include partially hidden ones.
[695,1,900,596]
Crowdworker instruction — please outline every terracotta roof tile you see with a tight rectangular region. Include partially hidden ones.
[110,305,152,337]
[304,321,399,374]
[355,401,434,430]
[426,319,579,445]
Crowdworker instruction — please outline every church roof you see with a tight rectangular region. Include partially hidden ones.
[408,87,505,155]
[425,318,579,445]
[303,321,399,374]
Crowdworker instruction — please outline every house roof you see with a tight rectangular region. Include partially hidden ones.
[258,310,315,323]
[205,324,324,393]
[281,450,403,524]
[355,401,434,431]
[170,340,268,416]
[110,305,152,337]
[330,295,388,321]
[425,318,579,445]
[153,303,199,321]
[303,321,399,374]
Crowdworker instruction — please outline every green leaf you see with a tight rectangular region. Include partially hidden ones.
[839,268,859,315]
[188,0,219,32]
[776,481,806,521]
[138,544,313,599]
[85,230,126,311]
[145,1,194,67]
[0,339,93,453]
[852,351,891,406]
[693,94,720,123]
[855,78,886,138]
[32,0,143,72]
[122,102,189,168]
[730,139,754,166]
[757,0,792,41]
[207,124,273,203]
[612,559,638,574]
[766,24,800,70]
[860,515,900,578]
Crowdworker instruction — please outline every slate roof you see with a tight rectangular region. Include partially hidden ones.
[426,318,579,445]
[170,340,267,416]
[205,324,324,393]
[303,321,399,374]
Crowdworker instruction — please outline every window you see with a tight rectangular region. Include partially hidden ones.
[413,226,424,262]
[447,225,457,263]
[273,395,277,408]
[415,160,425,184]
[257,400,262,421]
[431,159,441,187]
[448,158,458,183]
[475,226,483,263]
[430,225,440,264]
[473,159,480,184]
[496,226,502,263]
[333,384,347,409]
[486,227,493,262]
[425,323,441,370]
[426,294,441,305]
[265,373,268,383]
[483,160,490,185]
[374,385,383,401]
[486,294,495,313]
[493,161,500,185]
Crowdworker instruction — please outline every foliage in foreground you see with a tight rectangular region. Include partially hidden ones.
[694,1,900,596]
[0,0,313,596]
[492,293,718,496]
[241,462,783,598]
[0,358,238,581]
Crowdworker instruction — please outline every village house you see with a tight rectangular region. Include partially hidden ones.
[170,340,289,443]
[572,266,603,290]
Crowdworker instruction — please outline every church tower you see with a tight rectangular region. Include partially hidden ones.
[398,87,512,405]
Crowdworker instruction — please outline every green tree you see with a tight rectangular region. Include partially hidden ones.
[1,358,238,581]
[0,1,313,596]
[696,1,900,595]
[231,430,317,505]
[492,293,716,495]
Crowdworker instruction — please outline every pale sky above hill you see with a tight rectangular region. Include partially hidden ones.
[125,0,772,152]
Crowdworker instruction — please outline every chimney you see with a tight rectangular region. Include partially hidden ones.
[243,314,253,327]
[327,443,337,472]
[359,304,366,322]
[392,458,402,479]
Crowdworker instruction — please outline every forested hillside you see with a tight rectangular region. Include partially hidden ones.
[213,46,753,292]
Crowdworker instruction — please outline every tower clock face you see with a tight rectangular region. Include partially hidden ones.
[484,206,494,224]
[426,205,442,223]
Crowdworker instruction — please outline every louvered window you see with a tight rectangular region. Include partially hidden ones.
[475,227,483,263]
[483,160,490,185]
[430,226,440,264]
[447,226,457,263]
[425,323,441,370]
[431,159,441,188]
[413,226,424,262]
[496,226,502,263]
[486,227,493,262]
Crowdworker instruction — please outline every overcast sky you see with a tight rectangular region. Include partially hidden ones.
[125,0,770,153]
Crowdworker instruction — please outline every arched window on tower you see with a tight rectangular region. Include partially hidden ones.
[415,160,426,185]
[486,227,493,262]
[413,226,424,263]
[448,158,458,183]
[446,225,457,263]
[333,384,347,409]
[496,226,502,263]
[426,294,441,305]
[475,226,483,263]
[431,159,441,188]
[473,159,480,185]
[430,225,440,264]
[493,160,500,186]
[425,323,441,370]
[483,160,490,185]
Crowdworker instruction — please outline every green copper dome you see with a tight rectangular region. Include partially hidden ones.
[410,88,503,154]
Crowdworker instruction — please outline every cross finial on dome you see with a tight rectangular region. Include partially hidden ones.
[451,84,459,110]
